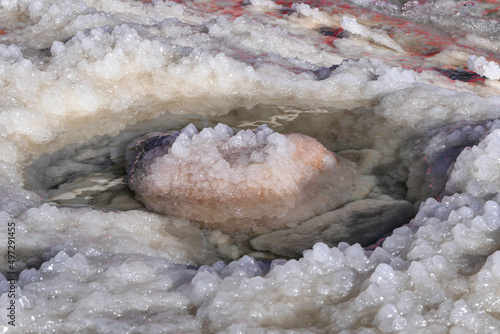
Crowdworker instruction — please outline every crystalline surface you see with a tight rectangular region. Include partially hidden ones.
[2,0,500,332]
[128,123,354,235]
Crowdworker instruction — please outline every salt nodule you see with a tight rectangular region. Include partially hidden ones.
[126,123,354,235]
[2,0,500,332]
[468,56,500,81]
[126,123,414,256]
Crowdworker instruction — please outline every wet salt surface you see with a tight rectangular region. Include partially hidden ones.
[28,105,417,259]
[3,0,500,332]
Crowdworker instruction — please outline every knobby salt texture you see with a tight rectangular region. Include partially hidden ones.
[128,124,354,235]
[2,0,500,332]
[7,193,500,333]
[468,56,500,80]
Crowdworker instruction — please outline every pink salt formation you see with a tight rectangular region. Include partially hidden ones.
[127,124,354,236]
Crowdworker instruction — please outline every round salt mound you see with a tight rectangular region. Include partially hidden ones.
[127,123,355,236]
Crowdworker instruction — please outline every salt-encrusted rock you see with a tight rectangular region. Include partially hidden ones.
[126,123,414,256]
[127,123,355,236]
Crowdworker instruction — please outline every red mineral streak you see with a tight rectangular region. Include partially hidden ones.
[140,0,499,85]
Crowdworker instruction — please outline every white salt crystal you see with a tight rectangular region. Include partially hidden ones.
[468,55,500,80]
[129,123,355,236]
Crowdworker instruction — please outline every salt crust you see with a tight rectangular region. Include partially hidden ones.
[468,55,500,80]
[291,3,333,24]
[4,193,500,332]
[405,119,497,201]
[1,0,500,332]
[340,16,405,53]
[408,119,500,199]
[2,0,499,159]
[250,0,280,10]
[0,203,218,272]
[129,123,354,235]
[447,126,500,197]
